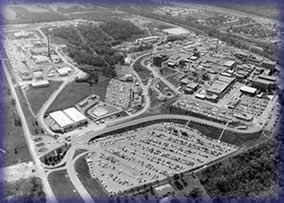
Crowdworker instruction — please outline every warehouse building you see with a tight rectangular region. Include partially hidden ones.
[31,80,50,88]
[48,107,88,132]
[14,31,30,39]
[33,71,44,80]
[49,111,74,132]
[63,107,88,127]
[33,55,49,64]
[57,67,71,76]
[30,47,47,55]
[240,85,257,96]
[186,82,199,91]
[224,60,236,69]
[258,74,277,82]
[207,76,235,97]
[261,60,276,70]
[252,78,276,90]
[136,36,159,44]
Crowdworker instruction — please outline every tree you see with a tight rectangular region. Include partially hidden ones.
[188,187,203,198]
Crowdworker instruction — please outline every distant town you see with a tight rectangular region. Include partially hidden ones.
[0,1,280,202]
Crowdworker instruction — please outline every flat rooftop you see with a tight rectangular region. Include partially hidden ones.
[49,111,74,128]
[63,107,87,123]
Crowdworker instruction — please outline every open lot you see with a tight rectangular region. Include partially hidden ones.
[1,76,32,167]
[133,55,152,85]
[25,81,63,114]
[87,122,238,195]
[47,79,110,112]
[74,156,108,198]
[48,170,83,202]
[160,67,178,78]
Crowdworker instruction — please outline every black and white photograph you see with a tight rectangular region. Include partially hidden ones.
[0,0,280,202]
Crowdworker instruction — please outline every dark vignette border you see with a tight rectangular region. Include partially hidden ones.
[0,0,282,202]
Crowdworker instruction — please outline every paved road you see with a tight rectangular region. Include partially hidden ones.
[78,114,262,144]
[53,112,262,200]
[2,59,57,203]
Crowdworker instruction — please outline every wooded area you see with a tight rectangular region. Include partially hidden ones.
[197,138,279,198]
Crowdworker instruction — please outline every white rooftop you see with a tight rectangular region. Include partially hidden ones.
[63,107,87,123]
[240,85,257,94]
[49,111,74,128]
[224,60,236,67]
[162,27,190,35]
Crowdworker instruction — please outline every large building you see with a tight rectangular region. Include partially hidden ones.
[252,78,276,90]
[49,111,74,131]
[153,54,169,67]
[136,36,160,44]
[33,55,49,64]
[31,80,50,88]
[207,76,235,96]
[30,47,47,55]
[48,107,88,132]
[14,31,30,39]
[63,107,88,127]
[240,85,257,96]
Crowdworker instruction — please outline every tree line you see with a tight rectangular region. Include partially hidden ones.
[197,138,279,198]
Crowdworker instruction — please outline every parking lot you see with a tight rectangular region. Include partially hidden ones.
[86,122,238,195]
[235,95,269,117]
[105,79,132,109]
[172,98,236,124]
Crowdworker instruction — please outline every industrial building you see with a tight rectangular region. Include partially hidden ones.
[57,66,72,76]
[31,80,50,88]
[14,31,30,39]
[153,54,169,67]
[261,60,276,70]
[240,85,257,96]
[136,36,160,44]
[49,111,74,131]
[186,82,199,91]
[207,76,235,96]
[63,107,88,127]
[252,78,276,90]
[30,47,47,55]
[33,55,49,64]
[33,71,44,80]
[224,60,236,69]
[48,107,88,132]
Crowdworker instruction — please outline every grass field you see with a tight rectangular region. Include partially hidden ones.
[74,156,108,199]
[47,78,110,112]
[48,170,84,202]
[1,71,32,167]
[133,55,152,85]
[167,72,183,88]
[15,86,37,134]
[25,81,63,115]
[0,43,8,59]
[160,67,177,78]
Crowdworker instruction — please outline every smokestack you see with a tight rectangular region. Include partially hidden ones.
[47,28,53,58]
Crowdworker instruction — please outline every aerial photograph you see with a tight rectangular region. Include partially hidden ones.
[0,0,280,202]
